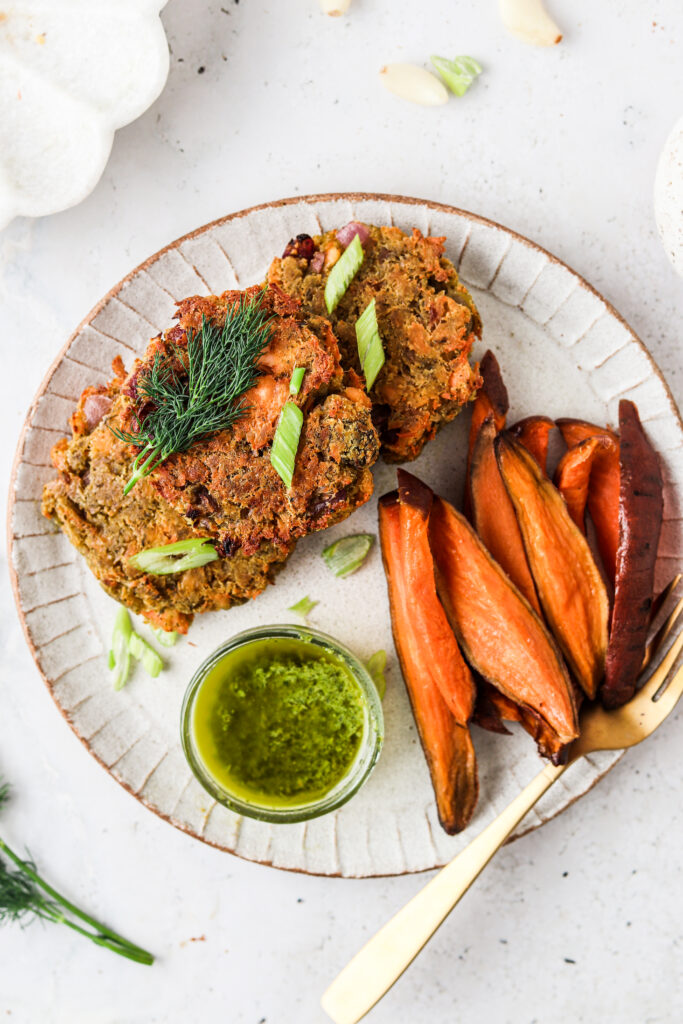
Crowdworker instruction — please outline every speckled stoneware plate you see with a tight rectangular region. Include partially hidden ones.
[9,194,682,877]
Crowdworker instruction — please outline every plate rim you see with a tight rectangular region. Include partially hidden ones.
[8,191,682,876]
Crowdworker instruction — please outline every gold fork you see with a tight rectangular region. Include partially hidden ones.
[322,589,683,1024]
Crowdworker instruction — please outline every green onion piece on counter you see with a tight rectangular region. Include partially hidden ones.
[271,401,304,488]
[366,650,387,700]
[128,633,163,679]
[288,595,318,622]
[355,299,385,390]
[107,650,115,670]
[111,608,132,690]
[324,234,364,314]
[430,55,482,97]
[152,627,178,647]
[322,534,374,578]
[128,538,218,576]
[289,367,305,395]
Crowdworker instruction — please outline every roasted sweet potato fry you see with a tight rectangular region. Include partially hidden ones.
[473,681,572,765]
[556,418,620,582]
[465,351,508,516]
[496,433,609,699]
[429,496,578,750]
[602,400,663,709]
[510,416,555,475]
[555,435,614,532]
[378,488,478,834]
[470,417,541,615]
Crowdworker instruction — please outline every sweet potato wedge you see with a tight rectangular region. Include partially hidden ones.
[556,418,620,582]
[470,417,541,615]
[555,435,614,532]
[602,400,663,708]
[378,488,478,834]
[465,351,508,517]
[473,681,572,765]
[429,496,579,749]
[496,433,609,699]
[510,415,555,475]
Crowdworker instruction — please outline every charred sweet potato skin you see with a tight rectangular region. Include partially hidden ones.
[556,418,620,582]
[510,416,555,475]
[378,492,478,834]
[430,496,578,748]
[602,401,664,709]
[496,433,609,700]
[470,417,541,615]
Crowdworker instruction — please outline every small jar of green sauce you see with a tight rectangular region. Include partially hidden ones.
[180,625,384,823]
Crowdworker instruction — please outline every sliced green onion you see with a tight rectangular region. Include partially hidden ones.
[128,538,218,576]
[290,367,305,395]
[366,650,387,700]
[152,627,178,647]
[111,608,132,691]
[107,650,115,671]
[128,632,163,678]
[430,55,482,97]
[322,534,374,578]
[288,595,318,622]
[355,300,385,390]
[325,234,364,314]
[271,401,304,489]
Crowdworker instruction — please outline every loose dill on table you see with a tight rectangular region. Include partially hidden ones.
[111,292,275,494]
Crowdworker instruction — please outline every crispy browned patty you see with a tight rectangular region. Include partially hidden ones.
[268,224,482,462]
[42,285,380,631]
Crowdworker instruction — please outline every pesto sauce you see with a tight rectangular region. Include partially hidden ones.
[191,637,366,808]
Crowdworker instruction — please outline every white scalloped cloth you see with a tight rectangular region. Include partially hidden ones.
[0,0,169,230]
[9,195,683,877]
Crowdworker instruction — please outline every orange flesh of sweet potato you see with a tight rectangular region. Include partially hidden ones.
[509,416,555,475]
[465,351,508,517]
[496,433,609,699]
[556,418,620,582]
[378,491,478,834]
[602,400,664,709]
[555,435,614,532]
[470,417,542,616]
[430,496,578,747]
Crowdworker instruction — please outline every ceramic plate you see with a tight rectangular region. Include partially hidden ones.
[9,194,682,877]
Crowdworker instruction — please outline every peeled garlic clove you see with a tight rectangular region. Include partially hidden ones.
[499,0,563,47]
[319,0,351,14]
[380,64,449,107]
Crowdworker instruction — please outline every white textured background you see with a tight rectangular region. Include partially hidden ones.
[0,2,682,1022]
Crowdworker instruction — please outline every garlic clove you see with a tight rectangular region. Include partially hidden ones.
[499,0,563,47]
[319,0,351,15]
[379,64,449,107]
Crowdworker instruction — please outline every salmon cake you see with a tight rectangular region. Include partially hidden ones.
[268,223,482,462]
[42,284,379,631]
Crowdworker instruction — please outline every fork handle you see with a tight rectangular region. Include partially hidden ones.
[321,760,568,1024]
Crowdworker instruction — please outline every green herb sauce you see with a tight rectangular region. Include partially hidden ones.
[191,637,366,808]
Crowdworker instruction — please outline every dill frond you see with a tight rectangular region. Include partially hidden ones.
[112,291,275,494]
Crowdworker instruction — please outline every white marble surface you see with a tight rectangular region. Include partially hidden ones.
[0,2,682,1021]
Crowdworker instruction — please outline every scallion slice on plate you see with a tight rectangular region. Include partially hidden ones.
[365,650,387,699]
[271,401,304,488]
[325,234,364,314]
[288,595,318,622]
[153,627,178,647]
[111,607,132,690]
[430,55,482,97]
[322,534,374,577]
[128,633,163,678]
[290,367,305,395]
[355,300,385,390]
[128,538,218,575]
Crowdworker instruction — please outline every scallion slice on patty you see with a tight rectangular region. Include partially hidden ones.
[128,538,218,575]
[355,299,386,390]
[289,366,305,395]
[271,401,304,489]
[324,234,364,313]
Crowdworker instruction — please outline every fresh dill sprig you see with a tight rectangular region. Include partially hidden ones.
[112,292,275,495]
[0,778,153,964]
